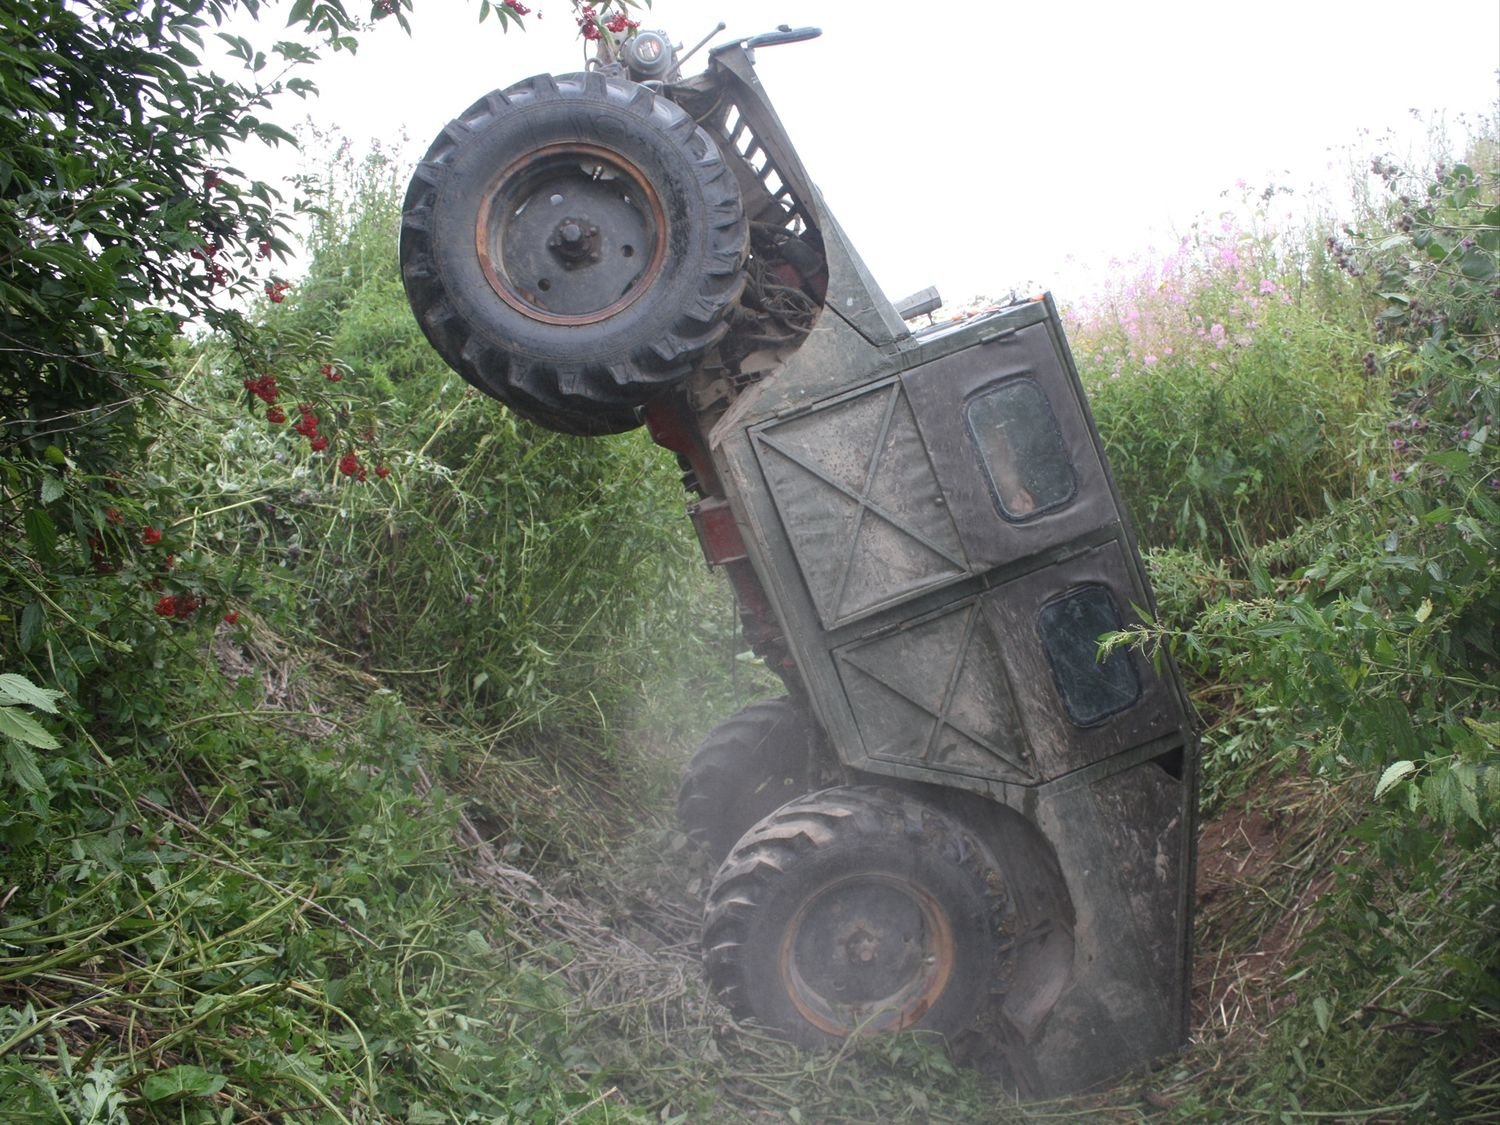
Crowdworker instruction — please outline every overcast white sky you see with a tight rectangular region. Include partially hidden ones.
[242,0,1500,304]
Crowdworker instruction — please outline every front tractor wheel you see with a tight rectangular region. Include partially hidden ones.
[701,787,1012,1044]
[400,71,749,435]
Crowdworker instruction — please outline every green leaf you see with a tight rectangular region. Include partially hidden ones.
[23,507,58,566]
[141,1065,227,1102]
[1460,248,1496,281]
[1375,759,1416,799]
[40,474,64,504]
[1,739,46,793]
[0,674,64,713]
[0,705,59,750]
[1413,598,1433,624]
[1464,717,1500,747]
[19,603,44,654]
[1424,450,1469,472]
[1454,762,1484,827]
[1312,996,1330,1033]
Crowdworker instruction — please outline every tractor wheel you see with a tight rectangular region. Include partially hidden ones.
[677,698,815,864]
[400,72,749,435]
[701,786,1012,1045]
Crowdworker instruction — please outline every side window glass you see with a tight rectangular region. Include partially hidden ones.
[1038,585,1140,726]
[964,378,1077,521]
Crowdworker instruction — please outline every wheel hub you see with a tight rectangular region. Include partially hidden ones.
[475,143,667,326]
[548,217,599,266]
[779,873,955,1035]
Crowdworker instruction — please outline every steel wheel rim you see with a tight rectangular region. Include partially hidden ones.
[476,142,667,326]
[778,871,955,1036]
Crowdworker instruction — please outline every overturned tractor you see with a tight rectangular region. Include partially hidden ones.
[401,23,1198,1096]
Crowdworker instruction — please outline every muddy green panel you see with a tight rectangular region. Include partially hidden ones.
[834,598,1034,784]
[751,377,970,630]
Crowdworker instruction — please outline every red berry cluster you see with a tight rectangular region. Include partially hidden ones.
[191,238,229,288]
[502,0,531,14]
[292,403,319,439]
[243,361,391,482]
[577,4,601,39]
[333,450,391,484]
[204,169,223,191]
[284,397,338,456]
[154,593,202,619]
[88,535,115,574]
[605,11,637,33]
[265,280,291,303]
[86,498,228,625]
[244,373,279,405]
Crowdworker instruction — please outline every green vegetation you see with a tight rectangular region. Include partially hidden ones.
[1083,147,1500,1120]
[1,0,1496,1119]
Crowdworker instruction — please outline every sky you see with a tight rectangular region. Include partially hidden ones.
[237,0,1500,305]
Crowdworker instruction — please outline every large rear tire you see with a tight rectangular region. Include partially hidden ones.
[677,698,816,864]
[701,786,1012,1044]
[400,72,748,435]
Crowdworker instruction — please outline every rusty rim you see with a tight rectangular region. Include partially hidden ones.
[778,871,955,1036]
[475,142,667,326]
